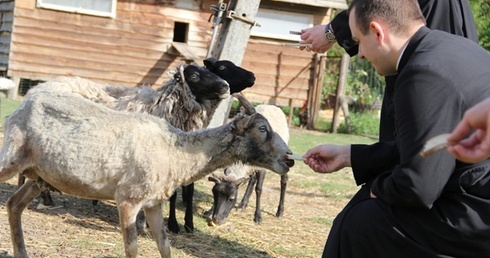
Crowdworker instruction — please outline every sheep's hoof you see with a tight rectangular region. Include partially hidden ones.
[168,224,180,234]
[276,210,284,218]
[184,225,194,233]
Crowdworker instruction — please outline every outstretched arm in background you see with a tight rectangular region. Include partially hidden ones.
[299,24,336,53]
[447,98,490,163]
[299,11,358,56]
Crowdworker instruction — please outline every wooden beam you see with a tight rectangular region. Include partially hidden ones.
[207,0,262,128]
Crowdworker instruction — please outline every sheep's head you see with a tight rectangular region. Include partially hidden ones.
[206,174,248,226]
[182,64,230,101]
[230,93,294,174]
[204,57,255,94]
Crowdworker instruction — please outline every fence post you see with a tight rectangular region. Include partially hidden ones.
[331,53,350,133]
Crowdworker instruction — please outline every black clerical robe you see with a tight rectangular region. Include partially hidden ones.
[323,27,490,258]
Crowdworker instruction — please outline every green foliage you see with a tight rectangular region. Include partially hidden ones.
[347,57,384,106]
[313,116,332,131]
[471,0,490,51]
[337,111,380,136]
[323,46,343,106]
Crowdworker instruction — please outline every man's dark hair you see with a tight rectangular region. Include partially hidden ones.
[348,0,425,36]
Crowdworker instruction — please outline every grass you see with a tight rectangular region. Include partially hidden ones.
[0,97,23,129]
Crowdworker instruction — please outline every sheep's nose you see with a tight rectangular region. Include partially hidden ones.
[285,151,295,167]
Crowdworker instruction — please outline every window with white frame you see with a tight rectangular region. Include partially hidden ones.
[251,9,313,41]
[37,0,116,18]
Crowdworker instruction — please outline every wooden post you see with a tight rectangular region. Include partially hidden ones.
[288,98,294,127]
[331,53,350,133]
[207,0,261,128]
[309,53,326,130]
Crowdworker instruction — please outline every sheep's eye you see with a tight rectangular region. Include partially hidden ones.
[218,65,226,71]
[190,73,199,80]
[259,125,267,133]
[229,196,235,201]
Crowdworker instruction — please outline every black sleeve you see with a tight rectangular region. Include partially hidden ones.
[350,141,400,185]
[330,10,358,56]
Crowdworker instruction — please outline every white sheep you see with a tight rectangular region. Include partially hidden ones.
[0,92,294,258]
[0,77,15,91]
[207,104,290,225]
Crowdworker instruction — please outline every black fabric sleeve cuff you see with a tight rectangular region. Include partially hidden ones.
[351,142,400,185]
[330,10,358,56]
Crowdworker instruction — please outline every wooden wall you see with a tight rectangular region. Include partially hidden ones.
[5,0,337,109]
[9,0,215,88]
[242,39,317,107]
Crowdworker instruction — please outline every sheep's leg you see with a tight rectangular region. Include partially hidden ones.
[117,201,141,258]
[17,174,26,187]
[253,170,266,224]
[7,179,42,258]
[17,172,54,209]
[135,209,148,235]
[38,190,54,208]
[276,174,288,218]
[167,192,180,233]
[237,172,258,211]
[181,185,187,203]
[183,183,194,233]
[144,204,170,258]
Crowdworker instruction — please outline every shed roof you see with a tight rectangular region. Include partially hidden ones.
[269,0,348,9]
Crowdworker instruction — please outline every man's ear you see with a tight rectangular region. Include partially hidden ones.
[370,21,385,44]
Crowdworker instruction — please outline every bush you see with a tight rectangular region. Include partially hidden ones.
[337,111,380,136]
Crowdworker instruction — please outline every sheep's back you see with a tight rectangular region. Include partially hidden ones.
[26,76,117,105]
[6,92,208,200]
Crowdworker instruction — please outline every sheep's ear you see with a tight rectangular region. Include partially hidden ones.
[231,114,254,135]
[204,57,218,68]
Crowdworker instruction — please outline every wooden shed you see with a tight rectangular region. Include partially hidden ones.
[0,0,346,121]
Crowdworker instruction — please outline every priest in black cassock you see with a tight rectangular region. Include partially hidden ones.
[302,0,490,257]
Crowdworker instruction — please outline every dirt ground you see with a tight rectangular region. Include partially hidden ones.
[0,128,358,258]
